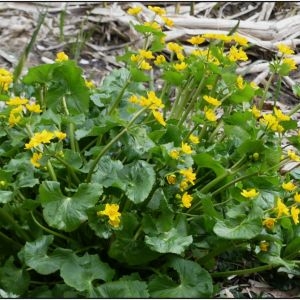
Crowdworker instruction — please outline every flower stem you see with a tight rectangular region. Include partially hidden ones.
[47,160,57,181]
[31,211,75,242]
[258,73,274,110]
[86,107,147,182]
[211,264,274,278]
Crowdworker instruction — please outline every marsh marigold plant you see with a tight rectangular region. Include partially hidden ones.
[0,5,300,299]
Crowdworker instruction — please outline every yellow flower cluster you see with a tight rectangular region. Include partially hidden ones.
[287,149,300,162]
[127,5,173,28]
[6,97,42,127]
[129,91,166,126]
[228,46,248,62]
[0,68,13,92]
[240,188,259,199]
[131,49,155,71]
[188,33,248,47]
[25,130,67,150]
[259,107,290,133]
[55,51,69,62]
[97,203,121,228]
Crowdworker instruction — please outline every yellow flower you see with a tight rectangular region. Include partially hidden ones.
[130,54,140,62]
[147,91,164,110]
[250,81,259,89]
[174,62,187,71]
[25,130,55,149]
[55,51,69,62]
[259,241,269,252]
[176,52,185,61]
[166,174,176,185]
[144,21,161,31]
[282,58,297,71]
[6,97,29,106]
[294,192,300,203]
[26,103,42,113]
[85,80,95,89]
[262,218,276,230]
[241,188,259,198]
[189,134,200,144]
[276,197,289,218]
[250,105,261,118]
[0,68,13,91]
[181,142,193,154]
[202,33,231,43]
[203,95,221,107]
[161,16,174,27]
[97,203,121,228]
[282,181,297,192]
[232,33,248,47]
[187,35,205,45]
[139,60,152,70]
[169,149,180,160]
[167,42,183,53]
[154,55,166,66]
[129,95,139,104]
[274,107,290,121]
[291,206,300,225]
[10,105,23,115]
[127,6,142,15]
[138,49,154,60]
[277,43,294,55]
[252,152,260,161]
[152,110,166,127]
[148,5,166,16]
[181,192,193,208]
[30,152,42,168]
[228,46,248,62]
[8,113,21,127]
[236,75,245,89]
[54,131,67,140]
[205,108,217,122]
[179,180,189,191]
[288,150,300,162]
[179,167,196,185]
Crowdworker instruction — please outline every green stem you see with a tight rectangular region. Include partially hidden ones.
[31,211,75,242]
[170,76,191,118]
[211,264,274,278]
[108,78,131,115]
[47,160,57,181]
[288,102,300,116]
[86,107,147,182]
[258,73,274,110]
[211,170,258,197]
[178,76,206,126]
[0,230,22,248]
[0,208,31,241]
[51,152,81,185]
[62,96,78,153]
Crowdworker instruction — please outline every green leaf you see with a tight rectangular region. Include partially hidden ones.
[213,207,263,240]
[0,190,13,203]
[21,235,61,275]
[130,67,150,82]
[145,228,193,254]
[124,126,155,160]
[40,181,103,232]
[162,70,185,86]
[0,256,30,296]
[292,83,300,98]
[193,153,226,176]
[60,252,115,292]
[108,237,160,266]
[149,257,213,298]
[120,160,156,204]
[23,63,56,84]
[284,237,300,258]
[95,280,149,298]
[91,155,125,189]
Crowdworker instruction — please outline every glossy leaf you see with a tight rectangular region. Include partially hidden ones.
[40,181,103,232]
